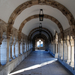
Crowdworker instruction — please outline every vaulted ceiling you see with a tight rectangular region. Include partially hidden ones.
[0,0,75,36]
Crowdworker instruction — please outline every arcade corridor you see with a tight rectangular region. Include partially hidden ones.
[0,0,75,75]
[9,50,73,75]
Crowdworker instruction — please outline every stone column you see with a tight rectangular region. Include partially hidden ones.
[25,43,27,52]
[13,38,16,58]
[24,43,25,53]
[14,43,16,58]
[29,42,30,50]
[18,41,21,56]
[20,41,23,54]
[52,43,54,54]
[25,42,26,52]
[26,42,28,51]
[55,32,58,58]
[7,38,10,62]
[53,41,55,54]
[60,39,63,60]
[55,42,58,58]
[23,43,25,53]
[0,26,3,65]
[22,42,23,54]
[0,45,1,66]
[64,40,67,62]
[27,42,28,51]
[67,36,71,64]
[70,36,74,67]
[9,37,13,61]
[9,44,13,61]
[12,39,16,59]
[23,43,24,53]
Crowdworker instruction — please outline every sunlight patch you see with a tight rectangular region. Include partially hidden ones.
[9,58,57,75]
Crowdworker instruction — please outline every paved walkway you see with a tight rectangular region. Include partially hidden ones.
[10,50,73,75]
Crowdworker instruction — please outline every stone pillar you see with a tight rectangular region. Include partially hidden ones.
[18,41,21,56]
[23,42,24,53]
[14,44,16,58]
[67,36,71,64]
[55,42,58,58]
[14,39,16,58]
[9,44,13,61]
[15,40,18,57]
[0,45,1,66]
[12,39,16,59]
[70,36,74,67]
[64,41,67,62]
[20,41,23,54]
[9,37,13,61]
[55,32,58,58]
[60,39,63,60]
[53,41,55,54]
[23,43,25,53]
[22,42,23,54]
[7,38,10,62]
[26,42,28,51]
[0,26,3,65]
[26,42,27,51]
[25,43,26,52]
[24,43,26,52]
[27,42,28,51]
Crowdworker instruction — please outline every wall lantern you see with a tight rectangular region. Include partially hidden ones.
[39,9,44,21]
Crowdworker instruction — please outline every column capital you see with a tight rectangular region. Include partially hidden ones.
[71,25,75,37]
[61,39,63,45]
[67,35,70,46]
[70,36,74,46]
[0,38,3,45]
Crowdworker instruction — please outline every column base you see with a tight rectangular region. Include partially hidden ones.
[70,62,74,67]
[67,60,70,64]
[19,53,21,56]
[55,53,58,58]
[0,63,1,66]
[9,57,13,62]
[60,56,63,60]
[13,56,16,59]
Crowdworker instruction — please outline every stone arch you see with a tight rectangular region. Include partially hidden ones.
[0,19,7,45]
[18,14,64,40]
[19,14,63,33]
[30,30,52,42]
[8,0,75,36]
[28,27,53,41]
[32,33,49,51]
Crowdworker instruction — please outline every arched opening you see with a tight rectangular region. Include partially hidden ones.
[37,40,43,47]
[35,39,45,50]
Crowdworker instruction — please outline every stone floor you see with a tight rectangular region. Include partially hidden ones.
[10,50,73,75]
